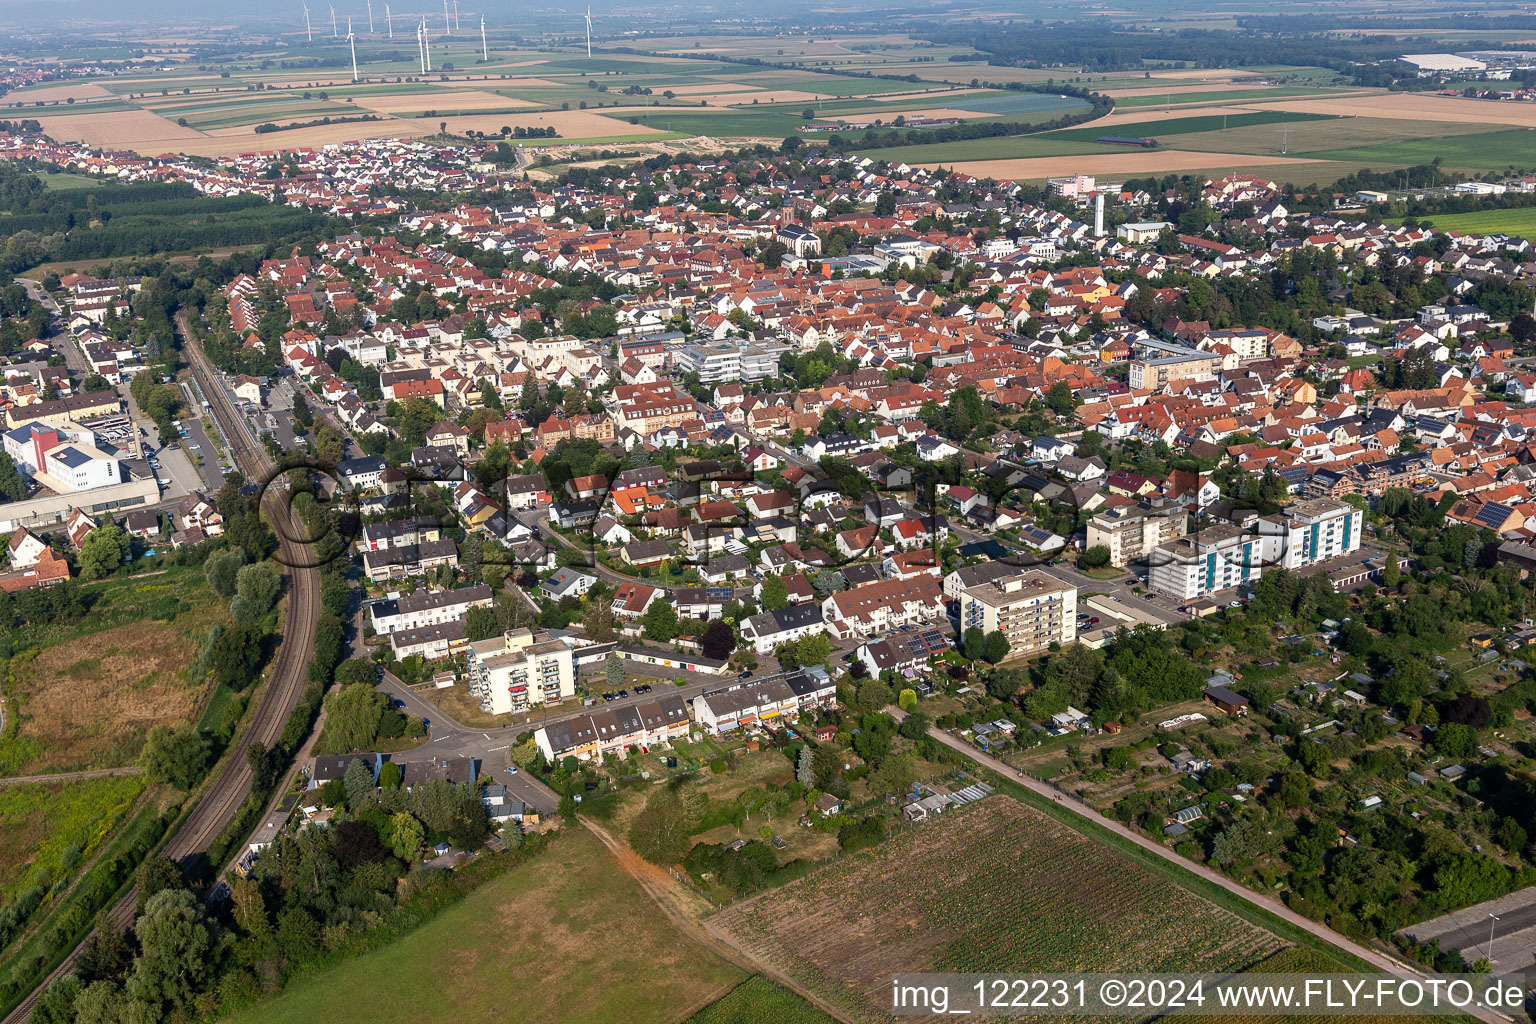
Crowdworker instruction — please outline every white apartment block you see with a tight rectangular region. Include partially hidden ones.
[1149,523,1264,601]
[958,570,1077,658]
[368,583,492,636]
[465,627,576,716]
[1086,502,1189,567]
[1273,498,1362,570]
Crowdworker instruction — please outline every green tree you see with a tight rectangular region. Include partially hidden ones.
[1381,552,1400,588]
[322,683,387,752]
[509,739,539,769]
[1079,544,1111,569]
[628,789,693,865]
[78,523,131,579]
[203,548,245,598]
[126,888,217,1011]
[387,812,424,860]
[134,857,184,915]
[759,573,789,611]
[140,725,210,790]
[982,630,1010,664]
[641,599,679,642]
[465,604,500,642]
[605,652,626,690]
[0,451,26,502]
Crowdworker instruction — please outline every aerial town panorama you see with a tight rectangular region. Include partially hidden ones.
[6,0,1536,1022]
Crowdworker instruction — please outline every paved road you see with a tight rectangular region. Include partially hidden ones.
[918,724,1516,1024]
[0,767,142,787]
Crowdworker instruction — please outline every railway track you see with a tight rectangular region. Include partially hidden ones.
[1,315,322,1024]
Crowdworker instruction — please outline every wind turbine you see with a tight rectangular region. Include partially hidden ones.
[585,5,592,58]
[416,19,426,73]
[480,13,487,61]
[443,0,451,33]
[423,18,432,71]
[366,0,373,32]
[348,22,358,82]
[385,2,392,38]
[453,0,460,30]
[330,4,336,36]
[302,0,312,41]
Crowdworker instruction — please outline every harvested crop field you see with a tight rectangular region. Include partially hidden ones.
[709,797,1284,1024]
[1261,92,1536,128]
[11,82,111,103]
[923,149,1320,181]
[699,89,824,106]
[34,108,203,147]
[168,119,428,156]
[440,110,668,138]
[358,89,539,114]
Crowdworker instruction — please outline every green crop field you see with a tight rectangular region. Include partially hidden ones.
[684,978,837,1024]
[853,134,1118,163]
[1053,109,1338,144]
[1401,207,1536,239]
[231,826,744,1024]
[1156,115,1498,157]
[1303,128,1536,172]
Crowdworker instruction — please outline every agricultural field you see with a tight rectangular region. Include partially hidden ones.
[231,825,745,1024]
[1114,86,1347,108]
[708,795,1287,1024]
[0,775,144,907]
[0,566,227,776]
[683,977,837,1024]
[1403,206,1536,239]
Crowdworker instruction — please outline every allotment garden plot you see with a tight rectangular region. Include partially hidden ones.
[709,796,1285,1024]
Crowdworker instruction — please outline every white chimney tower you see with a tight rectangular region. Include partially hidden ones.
[1094,192,1105,238]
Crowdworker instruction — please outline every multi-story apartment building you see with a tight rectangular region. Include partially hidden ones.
[822,576,947,640]
[1270,498,1363,569]
[465,627,576,716]
[958,570,1077,658]
[368,583,492,636]
[1128,340,1220,392]
[1087,502,1189,567]
[1148,523,1263,601]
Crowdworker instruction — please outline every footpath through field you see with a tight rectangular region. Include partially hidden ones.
[917,722,1515,1024]
[0,767,142,787]
[578,816,859,1024]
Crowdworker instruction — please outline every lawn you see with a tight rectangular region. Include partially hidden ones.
[38,172,105,191]
[0,566,227,776]
[0,775,144,907]
[230,825,744,1024]
[709,795,1287,1023]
